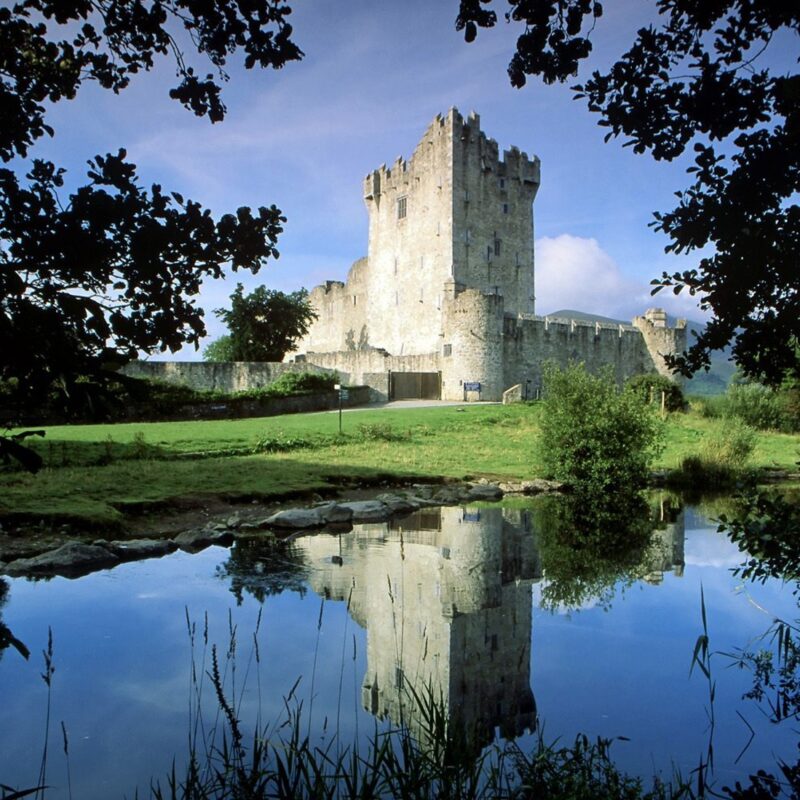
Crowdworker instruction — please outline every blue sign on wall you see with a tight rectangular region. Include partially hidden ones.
[463,382,481,392]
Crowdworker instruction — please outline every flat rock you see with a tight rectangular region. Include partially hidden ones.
[467,484,504,501]
[3,542,120,578]
[104,538,178,561]
[375,494,420,514]
[264,507,324,529]
[499,479,563,495]
[337,500,391,522]
[173,529,234,552]
[315,502,354,524]
[432,486,469,506]
[226,513,242,529]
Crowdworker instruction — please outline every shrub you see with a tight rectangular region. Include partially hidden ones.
[355,422,407,441]
[725,382,798,432]
[265,371,337,396]
[539,362,664,492]
[625,373,685,412]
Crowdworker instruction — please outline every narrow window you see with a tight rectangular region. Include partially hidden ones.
[464,189,469,203]
[397,196,407,219]
[499,178,506,190]
[419,287,424,303]
[394,256,398,274]
[487,245,492,261]
[395,291,399,306]
[503,203,509,214]
[494,238,501,257]
[443,344,452,357]
[352,295,357,306]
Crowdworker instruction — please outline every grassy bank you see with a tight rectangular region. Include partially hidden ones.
[2,404,798,525]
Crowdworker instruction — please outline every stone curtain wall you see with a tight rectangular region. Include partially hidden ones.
[437,291,686,401]
[502,315,667,395]
[301,349,441,401]
[121,360,335,393]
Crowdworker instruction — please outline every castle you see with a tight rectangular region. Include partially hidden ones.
[290,109,686,402]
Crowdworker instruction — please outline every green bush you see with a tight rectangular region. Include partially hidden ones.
[263,371,338,397]
[539,362,664,492]
[725,382,798,432]
[202,335,235,362]
[625,373,685,412]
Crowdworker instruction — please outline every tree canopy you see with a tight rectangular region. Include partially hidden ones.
[214,283,317,362]
[0,0,303,417]
[457,0,799,385]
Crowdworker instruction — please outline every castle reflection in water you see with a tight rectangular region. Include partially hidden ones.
[290,502,685,748]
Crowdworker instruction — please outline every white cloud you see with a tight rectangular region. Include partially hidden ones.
[535,234,707,322]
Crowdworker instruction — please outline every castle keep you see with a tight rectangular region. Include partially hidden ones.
[292,108,686,401]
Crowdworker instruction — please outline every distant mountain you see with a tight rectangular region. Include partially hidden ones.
[546,309,735,396]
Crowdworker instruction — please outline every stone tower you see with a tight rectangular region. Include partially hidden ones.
[360,109,540,357]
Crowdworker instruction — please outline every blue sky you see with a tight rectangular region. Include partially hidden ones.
[34,0,750,358]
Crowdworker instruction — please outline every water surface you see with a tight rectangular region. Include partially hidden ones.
[0,496,796,797]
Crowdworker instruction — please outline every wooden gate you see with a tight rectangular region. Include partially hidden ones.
[389,372,441,400]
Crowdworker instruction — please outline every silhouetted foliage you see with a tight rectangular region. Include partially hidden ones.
[0,0,303,162]
[214,283,317,362]
[457,1,799,385]
[1,0,304,465]
[1,155,285,406]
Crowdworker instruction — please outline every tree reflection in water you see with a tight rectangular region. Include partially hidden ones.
[215,537,309,605]
[534,490,685,612]
[0,577,29,661]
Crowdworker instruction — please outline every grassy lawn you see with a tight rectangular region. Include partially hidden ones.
[2,403,798,525]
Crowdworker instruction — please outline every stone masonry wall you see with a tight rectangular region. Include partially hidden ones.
[452,111,539,316]
[438,293,686,401]
[287,109,685,402]
[121,360,335,393]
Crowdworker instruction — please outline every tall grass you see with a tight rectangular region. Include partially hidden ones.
[670,419,756,489]
[147,613,686,800]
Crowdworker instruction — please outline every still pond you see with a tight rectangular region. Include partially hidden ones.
[0,493,797,797]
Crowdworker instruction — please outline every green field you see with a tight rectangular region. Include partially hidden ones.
[2,403,798,525]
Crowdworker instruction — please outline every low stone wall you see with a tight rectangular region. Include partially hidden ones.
[149,386,373,422]
[121,360,336,393]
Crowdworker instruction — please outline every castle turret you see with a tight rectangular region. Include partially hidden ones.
[441,288,505,401]
[632,308,688,383]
